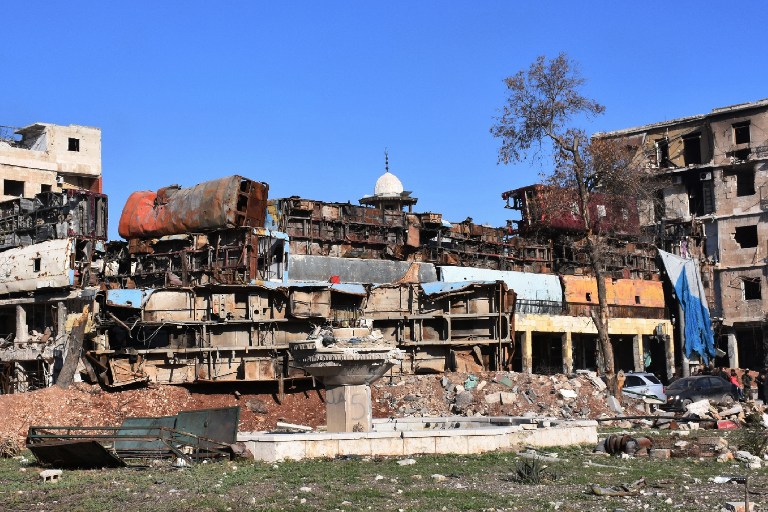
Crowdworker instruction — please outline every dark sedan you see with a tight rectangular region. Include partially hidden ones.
[659,375,738,412]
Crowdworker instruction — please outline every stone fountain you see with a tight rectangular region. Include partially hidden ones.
[289,327,404,432]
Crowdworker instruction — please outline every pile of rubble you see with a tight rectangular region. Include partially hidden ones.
[372,370,615,419]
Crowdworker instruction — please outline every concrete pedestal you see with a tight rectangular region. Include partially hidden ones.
[326,384,372,433]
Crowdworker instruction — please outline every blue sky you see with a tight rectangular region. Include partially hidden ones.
[2,2,766,239]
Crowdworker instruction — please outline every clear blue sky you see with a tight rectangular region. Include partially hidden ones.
[3,2,766,239]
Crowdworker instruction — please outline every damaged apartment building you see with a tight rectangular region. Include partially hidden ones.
[0,123,106,391]
[596,98,768,371]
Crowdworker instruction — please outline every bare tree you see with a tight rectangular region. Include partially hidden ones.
[491,53,652,395]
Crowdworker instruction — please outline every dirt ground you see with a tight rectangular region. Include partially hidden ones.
[0,370,618,450]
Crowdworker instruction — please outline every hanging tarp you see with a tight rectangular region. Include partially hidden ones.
[658,250,715,364]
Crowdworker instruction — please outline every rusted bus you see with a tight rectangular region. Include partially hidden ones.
[0,237,106,294]
[560,238,658,280]
[502,184,640,237]
[90,279,515,387]
[126,227,288,288]
[118,176,268,239]
[0,189,107,251]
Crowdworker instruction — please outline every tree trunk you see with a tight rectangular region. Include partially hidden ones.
[589,238,618,397]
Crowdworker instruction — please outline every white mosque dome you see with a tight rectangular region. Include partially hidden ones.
[374,171,404,197]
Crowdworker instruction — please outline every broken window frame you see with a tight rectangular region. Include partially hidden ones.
[683,133,702,166]
[733,121,751,145]
[67,137,80,152]
[655,138,670,168]
[743,277,762,301]
[734,225,758,249]
[3,179,24,197]
[736,170,756,196]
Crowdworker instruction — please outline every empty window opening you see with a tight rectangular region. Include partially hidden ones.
[732,148,751,162]
[67,137,80,152]
[683,133,702,165]
[734,121,751,145]
[585,292,592,302]
[737,170,756,196]
[40,184,52,193]
[656,138,670,167]
[635,295,641,305]
[743,278,761,300]
[734,225,758,248]
[33,258,41,272]
[3,180,24,197]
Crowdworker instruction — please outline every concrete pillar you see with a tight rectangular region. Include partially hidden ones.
[561,332,573,374]
[664,335,675,382]
[521,330,533,374]
[727,332,738,369]
[633,334,643,372]
[325,384,372,433]
[56,301,67,339]
[15,305,27,343]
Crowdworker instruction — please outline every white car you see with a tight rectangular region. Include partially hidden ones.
[622,372,666,402]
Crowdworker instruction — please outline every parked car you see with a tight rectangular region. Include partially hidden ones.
[621,372,666,402]
[660,375,738,411]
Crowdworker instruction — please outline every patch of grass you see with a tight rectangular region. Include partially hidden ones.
[1,440,766,512]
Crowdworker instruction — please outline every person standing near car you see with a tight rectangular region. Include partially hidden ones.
[758,369,767,402]
[762,369,768,404]
[742,369,753,401]
[730,369,743,400]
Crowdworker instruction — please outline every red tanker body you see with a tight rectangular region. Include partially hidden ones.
[118,175,268,239]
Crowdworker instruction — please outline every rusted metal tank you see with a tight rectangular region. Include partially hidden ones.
[118,175,268,238]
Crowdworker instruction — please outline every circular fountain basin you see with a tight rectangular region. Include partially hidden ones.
[289,339,404,386]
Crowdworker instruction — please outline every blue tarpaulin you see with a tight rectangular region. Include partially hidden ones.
[658,250,716,364]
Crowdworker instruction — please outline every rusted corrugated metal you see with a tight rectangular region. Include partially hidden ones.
[562,275,665,308]
[118,176,268,238]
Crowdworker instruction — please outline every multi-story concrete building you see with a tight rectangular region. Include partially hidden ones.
[0,123,101,200]
[596,98,768,370]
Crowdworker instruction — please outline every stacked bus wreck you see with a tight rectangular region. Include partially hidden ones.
[89,175,515,389]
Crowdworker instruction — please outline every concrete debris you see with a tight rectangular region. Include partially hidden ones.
[453,391,474,414]
[584,372,607,392]
[39,469,62,483]
[685,399,715,418]
[245,399,270,414]
[606,396,623,414]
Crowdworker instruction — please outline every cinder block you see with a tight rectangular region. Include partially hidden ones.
[649,448,671,460]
